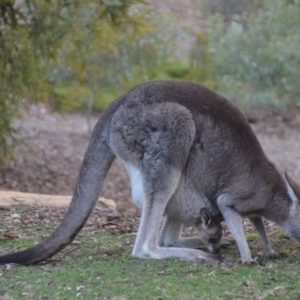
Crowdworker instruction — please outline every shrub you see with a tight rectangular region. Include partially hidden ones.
[208,0,300,109]
[0,0,148,164]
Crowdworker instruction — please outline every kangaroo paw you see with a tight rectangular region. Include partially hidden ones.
[240,257,264,266]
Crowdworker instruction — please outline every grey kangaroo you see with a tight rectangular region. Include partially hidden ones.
[0,81,299,265]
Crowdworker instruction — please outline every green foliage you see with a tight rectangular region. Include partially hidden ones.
[52,9,178,112]
[201,0,258,22]
[3,0,299,165]
[184,31,218,90]
[0,0,148,164]
[208,0,300,109]
[153,31,218,91]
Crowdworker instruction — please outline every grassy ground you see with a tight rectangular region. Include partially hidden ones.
[1,206,300,300]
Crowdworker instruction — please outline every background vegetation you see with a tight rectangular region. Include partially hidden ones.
[206,0,300,109]
[0,0,299,163]
[0,0,159,163]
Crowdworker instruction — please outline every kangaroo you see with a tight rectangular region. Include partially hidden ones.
[0,81,299,265]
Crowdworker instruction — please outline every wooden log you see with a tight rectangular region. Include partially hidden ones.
[0,191,116,209]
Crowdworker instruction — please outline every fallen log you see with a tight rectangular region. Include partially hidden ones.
[0,191,116,209]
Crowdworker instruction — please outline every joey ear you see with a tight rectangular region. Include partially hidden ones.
[285,172,300,205]
[200,208,212,226]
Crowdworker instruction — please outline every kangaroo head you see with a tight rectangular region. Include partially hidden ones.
[195,208,223,254]
[284,173,300,242]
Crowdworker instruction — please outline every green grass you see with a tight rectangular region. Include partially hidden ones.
[1,207,300,299]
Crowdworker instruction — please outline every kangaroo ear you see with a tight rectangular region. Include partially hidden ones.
[200,208,212,226]
[285,172,300,205]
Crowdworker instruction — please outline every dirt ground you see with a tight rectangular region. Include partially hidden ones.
[0,104,299,217]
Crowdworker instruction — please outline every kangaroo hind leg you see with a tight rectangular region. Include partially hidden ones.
[111,102,223,263]
[132,134,223,263]
[132,165,223,263]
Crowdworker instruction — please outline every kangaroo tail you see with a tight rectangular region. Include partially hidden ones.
[0,107,117,265]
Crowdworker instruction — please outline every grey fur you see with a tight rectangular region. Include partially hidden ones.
[0,81,299,265]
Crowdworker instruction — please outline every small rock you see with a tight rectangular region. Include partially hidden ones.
[11,213,20,219]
